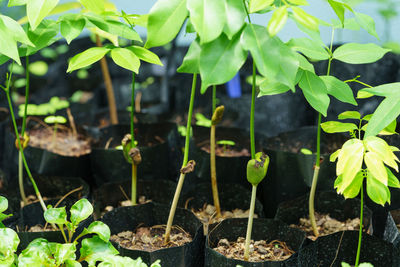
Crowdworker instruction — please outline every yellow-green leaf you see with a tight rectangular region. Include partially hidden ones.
[342,171,363,199]
[110,48,140,73]
[249,0,274,13]
[127,46,163,66]
[291,6,319,32]
[365,151,388,186]
[27,0,59,31]
[321,121,357,133]
[387,167,400,188]
[338,111,360,120]
[336,139,364,193]
[267,6,288,37]
[364,136,399,171]
[367,171,391,206]
[330,149,340,162]
[67,47,110,73]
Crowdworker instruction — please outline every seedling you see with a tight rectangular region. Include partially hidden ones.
[195,112,211,127]
[244,152,269,261]
[44,115,67,150]
[217,139,236,154]
[321,110,400,266]
[0,196,12,228]
[300,148,313,155]
[210,106,225,218]
[0,197,161,266]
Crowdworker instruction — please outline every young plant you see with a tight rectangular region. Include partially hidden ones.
[0,197,161,266]
[44,115,67,150]
[244,152,269,261]
[210,105,224,218]
[321,111,400,266]
[66,9,163,206]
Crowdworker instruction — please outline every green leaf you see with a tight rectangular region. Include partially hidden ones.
[379,120,397,135]
[300,148,312,155]
[320,76,357,105]
[126,46,163,66]
[60,16,86,44]
[336,139,364,194]
[0,15,34,47]
[338,111,361,120]
[287,37,329,60]
[44,115,66,124]
[177,39,200,73]
[241,23,299,90]
[365,97,400,137]
[54,243,76,266]
[8,0,26,6]
[296,53,314,72]
[70,199,93,226]
[298,71,330,116]
[247,152,269,185]
[267,6,288,37]
[145,0,187,48]
[25,20,59,56]
[111,48,140,73]
[291,6,319,32]
[355,12,378,39]
[0,196,8,213]
[78,0,104,14]
[223,0,246,39]
[49,2,82,15]
[367,171,391,206]
[364,136,399,171]
[359,82,400,98]
[342,170,363,199]
[29,61,48,76]
[258,79,291,96]
[67,47,110,72]
[79,236,118,266]
[27,0,59,31]
[330,149,340,162]
[321,121,357,133]
[0,19,21,65]
[85,14,142,42]
[0,228,19,265]
[187,0,226,44]
[333,43,389,64]
[387,167,400,188]
[199,32,246,93]
[365,151,388,186]
[83,221,111,242]
[44,206,68,224]
[249,0,273,13]
[328,0,345,26]
[288,0,308,5]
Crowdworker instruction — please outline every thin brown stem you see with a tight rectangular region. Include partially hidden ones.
[95,35,118,125]
[131,163,137,205]
[66,108,77,138]
[210,125,221,218]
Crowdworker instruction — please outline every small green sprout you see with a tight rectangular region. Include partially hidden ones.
[195,113,211,127]
[28,61,48,76]
[300,148,313,155]
[217,140,236,146]
[77,69,89,79]
[45,115,67,149]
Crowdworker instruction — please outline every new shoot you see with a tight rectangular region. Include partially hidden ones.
[210,105,224,219]
[244,152,269,261]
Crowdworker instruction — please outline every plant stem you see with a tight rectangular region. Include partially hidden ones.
[212,85,216,114]
[18,56,30,206]
[21,56,29,136]
[210,124,221,218]
[58,224,68,243]
[244,184,257,261]
[309,29,335,237]
[5,87,46,212]
[182,74,197,167]
[309,113,322,237]
[165,74,197,244]
[250,61,256,159]
[130,72,137,205]
[131,72,135,141]
[95,34,118,125]
[355,184,364,267]
[18,151,27,206]
[52,123,57,149]
[131,163,137,205]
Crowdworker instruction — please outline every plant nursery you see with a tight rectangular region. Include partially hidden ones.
[1,0,400,266]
